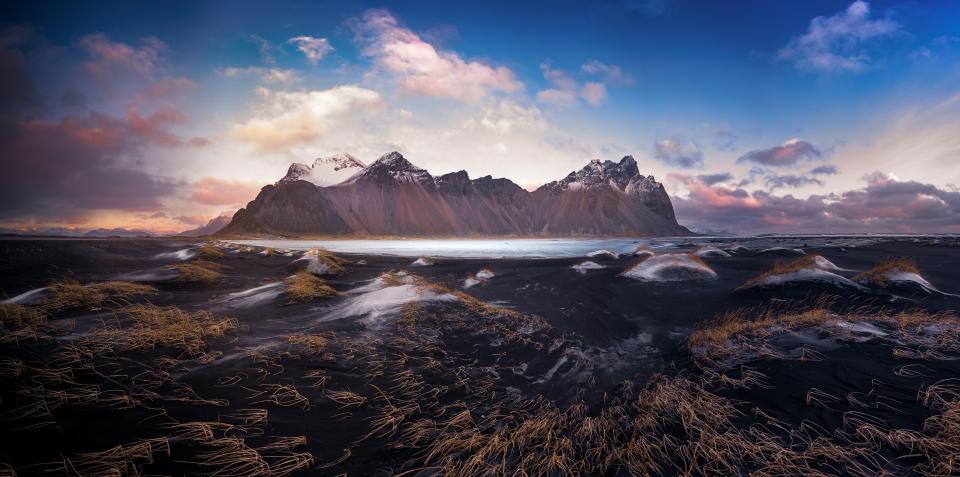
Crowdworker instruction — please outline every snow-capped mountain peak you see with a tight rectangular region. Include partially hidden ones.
[279,153,367,187]
[538,156,646,193]
[346,151,433,185]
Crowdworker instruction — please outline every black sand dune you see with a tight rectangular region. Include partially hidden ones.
[1,236,959,475]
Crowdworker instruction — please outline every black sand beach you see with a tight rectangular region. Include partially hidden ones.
[1,236,959,475]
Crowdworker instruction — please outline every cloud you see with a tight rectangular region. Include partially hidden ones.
[581,60,634,85]
[713,126,737,151]
[653,136,704,168]
[249,34,277,65]
[764,174,824,190]
[230,85,386,152]
[535,88,578,107]
[136,77,195,101]
[191,178,261,206]
[697,172,733,186]
[775,1,900,73]
[737,138,822,167]
[581,82,607,105]
[79,33,166,77]
[810,165,839,175]
[221,66,301,84]
[288,36,333,64]
[0,114,179,220]
[351,9,521,102]
[537,61,627,107]
[670,172,960,233]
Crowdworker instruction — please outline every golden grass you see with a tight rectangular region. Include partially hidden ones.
[302,248,348,275]
[689,304,959,367]
[0,303,47,328]
[197,242,225,259]
[169,260,224,284]
[38,280,157,314]
[741,254,825,288]
[111,304,238,358]
[854,257,921,286]
[283,272,340,303]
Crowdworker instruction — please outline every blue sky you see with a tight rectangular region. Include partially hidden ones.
[1,0,959,233]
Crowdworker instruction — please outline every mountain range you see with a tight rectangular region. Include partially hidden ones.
[217,151,692,237]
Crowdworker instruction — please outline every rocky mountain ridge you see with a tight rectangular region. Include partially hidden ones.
[218,151,691,237]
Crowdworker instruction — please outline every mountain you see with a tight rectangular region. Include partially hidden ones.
[218,151,692,237]
[83,228,158,238]
[279,153,366,186]
[178,213,234,237]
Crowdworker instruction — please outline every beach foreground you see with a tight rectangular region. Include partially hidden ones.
[1,236,959,475]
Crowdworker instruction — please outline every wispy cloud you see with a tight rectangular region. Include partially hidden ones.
[288,36,333,64]
[737,139,822,167]
[653,136,704,168]
[776,1,900,73]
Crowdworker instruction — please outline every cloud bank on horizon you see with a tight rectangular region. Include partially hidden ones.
[0,0,958,235]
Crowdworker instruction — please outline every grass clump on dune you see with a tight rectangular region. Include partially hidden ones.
[741,254,834,288]
[0,303,47,328]
[299,248,348,276]
[116,304,238,357]
[284,272,340,303]
[197,242,225,259]
[689,304,959,366]
[40,280,158,314]
[854,257,920,287]
[168,260,225,284]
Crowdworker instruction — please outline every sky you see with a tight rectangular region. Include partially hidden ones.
[1,0,959,234]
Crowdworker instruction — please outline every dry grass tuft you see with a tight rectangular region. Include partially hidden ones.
[854,257,920,286]
[110,304,238,358]
[742,255,824,288]
[690,304,959,368]
[283,272,340,303]
[0,303,47,328]
[197,242,225,259]
[302,248,348,275]
[169,260,224,284]
[39,280,157,314]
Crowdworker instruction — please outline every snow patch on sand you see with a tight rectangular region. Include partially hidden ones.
[217,282,284,309]
[694,246,731,258]
[572,261,605,274]
[319,272,455,322]
[464,268,495,289]
[411,257,435,267]
[153,248,196,261]
[115,268,179,282]
[757,247,805,256]
[586,249,619,259]
[754,269,863,290]
[2,287,48,305]
[622,254,717,281]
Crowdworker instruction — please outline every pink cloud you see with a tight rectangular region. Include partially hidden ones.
[79,33,166,77]
[191,178,261,206]
[352,9,522,102]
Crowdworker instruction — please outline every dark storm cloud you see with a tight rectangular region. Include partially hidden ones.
[736,139,822,167]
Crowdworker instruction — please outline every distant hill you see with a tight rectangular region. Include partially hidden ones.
[178,213,233,237]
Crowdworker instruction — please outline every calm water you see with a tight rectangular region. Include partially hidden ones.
[226,235,939,258]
